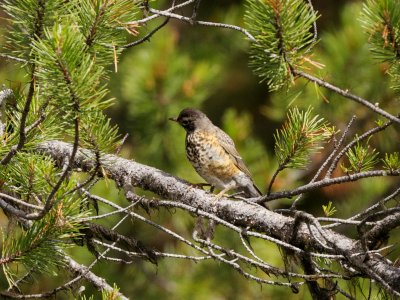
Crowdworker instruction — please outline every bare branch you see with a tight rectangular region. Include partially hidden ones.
[121,17,169,49]
[0,53,29,63]
[148,7,257,42]
[126,0,196,24]
[294,70,400,125]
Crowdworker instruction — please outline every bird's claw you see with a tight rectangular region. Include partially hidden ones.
[190,182,212,190]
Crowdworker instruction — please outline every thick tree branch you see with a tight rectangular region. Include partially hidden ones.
[37,140,400,295]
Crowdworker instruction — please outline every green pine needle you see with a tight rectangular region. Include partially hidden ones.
[361,0,400,91]
[322,201,337,217]
[1,195,87,287]
[245,0,319,90]
[343,139,379,173]
[382,152,400,171]
[361,0,400,63]
[274,107,332,170]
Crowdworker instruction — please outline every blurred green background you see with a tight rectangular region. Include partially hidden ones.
[1,0,400,299]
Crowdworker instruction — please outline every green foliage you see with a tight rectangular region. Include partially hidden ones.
[71,0,137,63]
[0,0,399,298]
[361,0,400,63]
[2,0,60,59]
[265,3,396,123]
[1,194,87,287]
[0,153,58,198]
[102,284,122,300]
[80,111,120,153]
[0,91,60,157]
[245,0,318,90]
[32,23,107,109]
[274,107,332,169]
[0,0,133,291]
[322,201,337,217]
[361,0,400,91]
[343,139,379,173]
[382,152,400,171]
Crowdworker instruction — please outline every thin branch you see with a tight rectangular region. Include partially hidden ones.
[318,217,376,226]
[93,240,212,261]
[82,190,210,256]
[79,203,136,221]
[25,52,81,220]
[291,115,357,208]
[294,70,400,125]
[126,0,196,25]
[0,192,43,211]
[24,98,50,135]
[323,185,400,229]
[148,8,257,42]
[267,164,286,195]
[260,169,399,203]
[0,68,36,165]
[319,115,357,179]
[0,53,29,63]
[193,235,303,288]
[121,17,169,49]
[304,0,318,54]
[191,0,202,20]
[326,120,393,178]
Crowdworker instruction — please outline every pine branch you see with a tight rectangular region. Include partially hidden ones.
[37,141,400,294]
[361,0,400,62]
[269,107,332,194]
[245,0,318,90]
[25,41,81,220]
[0,0,47,165]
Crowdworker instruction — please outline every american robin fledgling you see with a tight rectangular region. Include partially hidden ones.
[169,108,262,198]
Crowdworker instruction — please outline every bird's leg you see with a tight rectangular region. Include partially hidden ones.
[214,187,232,199]
[191,182,211,190]
[229,191,245,199]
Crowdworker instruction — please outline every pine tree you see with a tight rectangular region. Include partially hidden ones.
[0,0,399,299]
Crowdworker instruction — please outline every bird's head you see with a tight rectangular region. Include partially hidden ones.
[169,108,210,132]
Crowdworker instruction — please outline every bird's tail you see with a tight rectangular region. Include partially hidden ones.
[240,183,269,209]
[242,183,262,198]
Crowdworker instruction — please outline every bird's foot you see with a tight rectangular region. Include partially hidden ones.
[228,191,246,199]
[190,182,212,190]
[213,188,231,201]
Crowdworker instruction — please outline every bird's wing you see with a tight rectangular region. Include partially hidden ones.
[213,126,253,178]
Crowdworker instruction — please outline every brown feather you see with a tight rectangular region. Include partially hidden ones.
[213,126,253,178]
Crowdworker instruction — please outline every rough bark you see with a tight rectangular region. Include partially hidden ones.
[37,140,400,294]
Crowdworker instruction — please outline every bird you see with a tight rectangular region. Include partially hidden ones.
[169,108,262,198]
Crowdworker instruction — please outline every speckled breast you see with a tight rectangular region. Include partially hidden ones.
[185,130,240,183]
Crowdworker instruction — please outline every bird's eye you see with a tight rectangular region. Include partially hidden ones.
[182,120,189,126]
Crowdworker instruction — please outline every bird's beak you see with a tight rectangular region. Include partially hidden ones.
[168,117,178,122]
